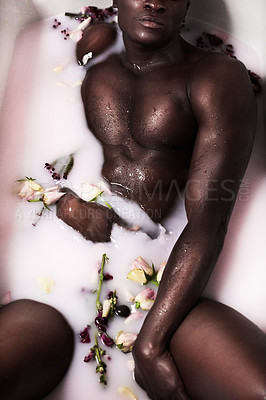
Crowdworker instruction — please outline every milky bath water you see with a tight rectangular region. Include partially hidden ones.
[1,12,266,400]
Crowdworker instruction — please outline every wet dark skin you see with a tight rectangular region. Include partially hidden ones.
[57,0,266,399]
[0,299,74,400]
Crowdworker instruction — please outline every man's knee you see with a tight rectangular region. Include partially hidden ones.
[0,299,74,400]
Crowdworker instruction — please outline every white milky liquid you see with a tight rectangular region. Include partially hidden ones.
[1,13,266,400]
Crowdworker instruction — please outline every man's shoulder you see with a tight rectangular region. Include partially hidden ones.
[81,53,123,98]
[190,51,248,87]
[187,50,255,123]
[84,53,122,79]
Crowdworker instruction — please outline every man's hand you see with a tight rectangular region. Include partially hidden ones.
[56,190,116,242]
[133,336,190,400]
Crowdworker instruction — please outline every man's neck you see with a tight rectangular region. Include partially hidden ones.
[122,34,185,73]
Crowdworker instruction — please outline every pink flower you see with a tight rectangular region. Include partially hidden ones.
[127,256,153,284]
[135,288,156,311]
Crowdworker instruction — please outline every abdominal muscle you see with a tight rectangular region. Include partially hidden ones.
[101,142,191,222]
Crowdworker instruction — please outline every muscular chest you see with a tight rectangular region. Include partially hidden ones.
[83,62,197,150]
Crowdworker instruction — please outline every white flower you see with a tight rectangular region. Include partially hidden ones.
[17,178,43,201]
[102,299,111,318]
[115,330,138,353]
[41,187,65,206]
[157,261,166,283]
[80,182,103,201]
[135,288,156,311]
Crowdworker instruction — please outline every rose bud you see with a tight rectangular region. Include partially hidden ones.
[135,288,156,311]
[115,330,138,353]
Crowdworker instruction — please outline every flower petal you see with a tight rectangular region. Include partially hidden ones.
[139,299,154,311]
[127,268,147,284]
[124,311,143,325]
[37,277,55,294]
[117,385,138,400]
[78,17,92,31]
[42,190,65,205]
[102,299,111,318]
[157,261,166,283]
[115,330,138,353]
[135,287,156,303]
[80,182,102,201]
[129,256,153,276]
[70,29,83,43]
[17,178,43,200]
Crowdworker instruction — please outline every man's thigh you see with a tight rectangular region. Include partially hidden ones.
[170,298,266,400]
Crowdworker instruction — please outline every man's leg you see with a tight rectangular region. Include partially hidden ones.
[0,299,74,400]
[170,298,266,400]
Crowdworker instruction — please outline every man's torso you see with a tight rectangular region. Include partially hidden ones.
[81,47,210,220]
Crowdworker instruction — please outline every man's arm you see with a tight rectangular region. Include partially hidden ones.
[133,55,257,399]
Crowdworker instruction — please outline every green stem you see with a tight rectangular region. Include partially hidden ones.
[94,333,100,362]
[65,12,90,19]
[149,279,159,287]
[94,333,107,385]
[28,199,41,203]
[96,254,109,312]
[65,12,82,18]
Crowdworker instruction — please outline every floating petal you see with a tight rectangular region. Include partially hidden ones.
[117,385,138,400]
[37,277,55,294]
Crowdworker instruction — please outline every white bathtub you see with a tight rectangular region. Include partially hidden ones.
[0,1,266,399]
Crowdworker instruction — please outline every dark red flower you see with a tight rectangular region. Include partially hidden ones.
[100,333,114,347]
[79,325,91,343]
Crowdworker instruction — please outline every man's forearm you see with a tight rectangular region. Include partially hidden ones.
[138,216,227,347]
